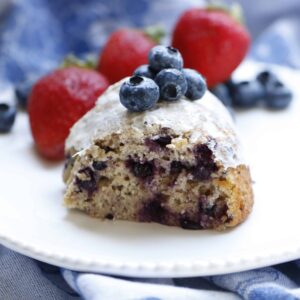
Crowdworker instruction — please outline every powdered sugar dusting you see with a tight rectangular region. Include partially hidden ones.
[66,78,245,169]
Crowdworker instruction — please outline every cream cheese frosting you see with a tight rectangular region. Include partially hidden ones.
[65,78,245,169]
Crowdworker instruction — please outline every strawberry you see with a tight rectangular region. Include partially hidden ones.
[98,28,157,84]
[29,67,109,160]
[172,5,251,87]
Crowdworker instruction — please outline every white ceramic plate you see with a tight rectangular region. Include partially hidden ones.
[1,62,300,278]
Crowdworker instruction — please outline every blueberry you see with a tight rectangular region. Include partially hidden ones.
[138,194,167,223]
[145,135,172,151]
[210,84,232,107]
[256,70,278,86]
[15,79,34,109]
[133,65,156,79]
[149,45,183,72]
[0,103,17,133]
[180,218,201,230]
[126,159,155,179]
[132,162,154,178]
[119,76,159,112]
[170,161,185,175]
[232,80,264,108]
[183,68,207,100]
[105,213,114,220]
[265,80,292,110]
[75,167,98,197]
[92,161,107,171]
[155,69,187,101]
[151,135,172,147]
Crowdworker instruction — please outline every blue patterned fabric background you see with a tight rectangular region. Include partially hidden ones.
[1,0,300,299]
[0,0,201,84]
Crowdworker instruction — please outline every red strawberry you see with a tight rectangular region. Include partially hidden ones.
[98,28,156,84]
[29,67,109,160]
[172,6,251,87]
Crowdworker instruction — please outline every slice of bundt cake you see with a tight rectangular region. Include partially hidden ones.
[63,79,253,230]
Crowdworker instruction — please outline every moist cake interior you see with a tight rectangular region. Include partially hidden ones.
[64,125,252,230]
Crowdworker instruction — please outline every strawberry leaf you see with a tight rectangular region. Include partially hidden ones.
[144,24,165,44]
[60,54,97,69]
[206,1,245,24]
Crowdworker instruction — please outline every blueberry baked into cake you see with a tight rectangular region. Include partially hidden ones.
[63,46,253,230]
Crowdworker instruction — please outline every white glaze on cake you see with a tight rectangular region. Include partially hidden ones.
[66,78,245,169]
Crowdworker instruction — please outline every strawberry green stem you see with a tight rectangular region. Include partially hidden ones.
[60,54,97,69]
[206,1,245,24]
[144,24,165,44]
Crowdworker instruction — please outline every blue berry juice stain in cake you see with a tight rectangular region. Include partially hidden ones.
[92,161,107,171]
[75,167,98,197]
[138,194,169,224]
[126,159,155,179]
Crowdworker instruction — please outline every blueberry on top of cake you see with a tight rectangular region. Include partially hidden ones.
[63,46,253,230]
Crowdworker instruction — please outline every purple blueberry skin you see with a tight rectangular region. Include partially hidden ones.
[15,79,34,109]
[138,194,229,229]
[133,64,156,79]
[232,80,264,108]
[183,68,207,101]
[149,45,183,72]
[192,144,218,181]
[155,68,187,101]
[256,70,278,86]
[119,76,159,112]
[170,161,185,175]
[265,80,292,110]
[0,103,17,133]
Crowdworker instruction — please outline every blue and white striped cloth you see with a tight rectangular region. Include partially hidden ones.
[1,1,300,299]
